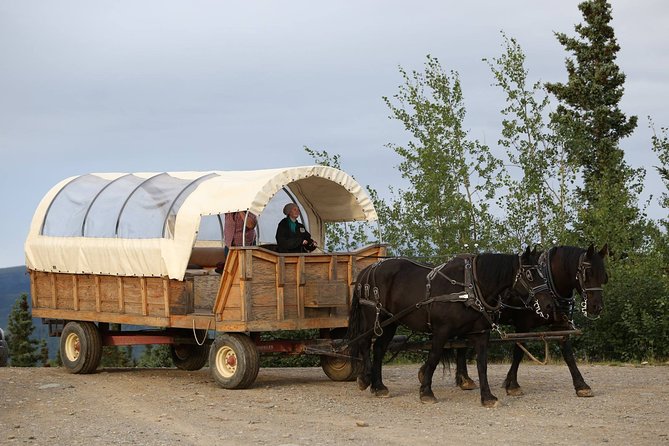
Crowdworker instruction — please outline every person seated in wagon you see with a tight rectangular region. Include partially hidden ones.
[275,203,318,253]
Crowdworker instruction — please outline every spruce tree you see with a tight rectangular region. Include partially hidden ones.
[7,293,39,367]
[545,0,644,253]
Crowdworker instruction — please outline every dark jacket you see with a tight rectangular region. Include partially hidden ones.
[275,217,315,253]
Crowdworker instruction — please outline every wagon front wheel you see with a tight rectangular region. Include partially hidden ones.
[60,321,102,374]
[320,353,362,382]
[209,333,259,389]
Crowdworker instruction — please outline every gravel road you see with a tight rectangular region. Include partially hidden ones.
[1,363,667,446]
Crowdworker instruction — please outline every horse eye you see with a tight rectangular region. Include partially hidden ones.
[525,271,534,281]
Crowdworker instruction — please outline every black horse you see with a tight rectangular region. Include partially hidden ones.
[346,249,554,407]
[453,244,609,397]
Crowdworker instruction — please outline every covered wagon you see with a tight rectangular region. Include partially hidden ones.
[25,165,385,388]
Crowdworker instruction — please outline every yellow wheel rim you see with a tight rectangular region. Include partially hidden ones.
[215,346,237,378]
[64,332,81,362]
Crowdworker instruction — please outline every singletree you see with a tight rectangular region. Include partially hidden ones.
[7,293,39,367]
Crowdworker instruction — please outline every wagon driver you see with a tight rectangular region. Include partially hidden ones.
[276,203,317,253]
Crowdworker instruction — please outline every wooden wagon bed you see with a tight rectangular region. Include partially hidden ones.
[30,244,386,333]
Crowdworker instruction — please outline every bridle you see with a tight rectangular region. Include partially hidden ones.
[539,248,603,320]
[575,252,603,319]
[509,253,552,320]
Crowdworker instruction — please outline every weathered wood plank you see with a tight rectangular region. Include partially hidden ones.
[162,278,170,317]
[140,277,148,316]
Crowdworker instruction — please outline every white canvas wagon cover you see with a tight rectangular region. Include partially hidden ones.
[25,165,378,280]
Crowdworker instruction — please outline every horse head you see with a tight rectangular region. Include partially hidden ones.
[576,243,609,317]
[509,246,554,320]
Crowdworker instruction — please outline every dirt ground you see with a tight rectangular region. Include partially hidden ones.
[1,362,667,446]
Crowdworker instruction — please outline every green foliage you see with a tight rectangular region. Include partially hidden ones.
[7,293,39,366]
[38,339,49,367]
[383,55,502,260]
[574,251,669,361]
[137,344,173,368]
[259,329,320,367]
[650,119,669,222]
[100,346,134,368]
[486,32,577,249]
[545,0,645,254]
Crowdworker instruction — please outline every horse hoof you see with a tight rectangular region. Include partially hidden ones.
[506,387,523,396]
[576,388,594,397]
[459,379,477,391]
[482,398,499,408]
[357,377,370,391]
[372,388,390,398]
[420,394,438,404]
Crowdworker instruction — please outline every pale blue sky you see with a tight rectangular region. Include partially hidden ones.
[1,0,667,267]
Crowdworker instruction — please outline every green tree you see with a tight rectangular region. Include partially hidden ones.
[137,345,173,368]
[6,294,39,367]
[99,324,134,367]
[100,346,134,368]
[383,55,502,260]
[39,339,49,367]
[486,33,576,249]
[545,0,645,254]
[650,120,669,220]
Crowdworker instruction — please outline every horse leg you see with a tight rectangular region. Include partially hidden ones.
[455,347,477,390]
[503,343,525,396]
[369,324,396,397]
[559,339,593,397]
[471,332,498,408]
[419,332,449,404]
[356,335,373,391]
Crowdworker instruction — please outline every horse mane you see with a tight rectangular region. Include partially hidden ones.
[552,246,584,280]
[474,253,516,291]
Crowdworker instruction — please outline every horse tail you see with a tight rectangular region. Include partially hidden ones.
[346,273,363,359]
[346,263,375,359]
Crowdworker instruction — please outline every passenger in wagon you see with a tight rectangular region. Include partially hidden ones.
[215,211,257,274]
[275,203,317,253]
[224,211,257,249]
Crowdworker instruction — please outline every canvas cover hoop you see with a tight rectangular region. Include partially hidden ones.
[25,165,378,280]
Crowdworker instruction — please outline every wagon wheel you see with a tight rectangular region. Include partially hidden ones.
[60,321,102,374]
[320,328,361,382]
[171,342,210,371]
[208,333,259,389]
[320,353,362,382]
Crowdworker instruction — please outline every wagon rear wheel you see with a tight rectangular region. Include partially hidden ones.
[171,343,209,371]
[60,321,102,374]
[209,333,259,389]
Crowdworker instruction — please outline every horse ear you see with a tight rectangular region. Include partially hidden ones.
[531,245,538,255]
[587,243,595,257]
[599,243,609,258]
[524,246,531,256]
